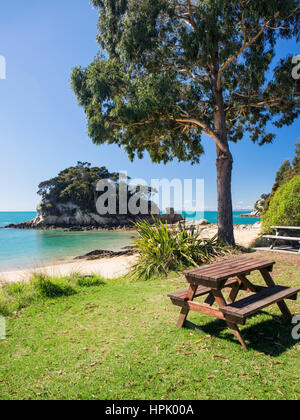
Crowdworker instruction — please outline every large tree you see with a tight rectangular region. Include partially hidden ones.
[72,0,299,244]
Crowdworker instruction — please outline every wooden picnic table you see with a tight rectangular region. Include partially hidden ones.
[168,256,299,350]
[263,226,300,252]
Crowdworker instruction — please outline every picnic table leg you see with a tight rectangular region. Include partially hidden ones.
[260,268,293,323]
[270,229,280,249]
[176,284,198,328]
[204,291,215,306]
[228,278,247,304]
[212,290,248,351]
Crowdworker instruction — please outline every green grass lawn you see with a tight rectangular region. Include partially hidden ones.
[0,251,299,400]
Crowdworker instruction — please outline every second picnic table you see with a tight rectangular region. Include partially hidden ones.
[168,256,299,351]
[263,226,300,252]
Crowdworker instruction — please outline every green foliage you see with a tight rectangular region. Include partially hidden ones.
[262,142,300,213]
[0,254,299,400]
[292,140,300,172]
[71,274,106,288]
[0,257,299,400]
[261,175,300,232]
[0,281,36,316]
[72,1,299,163]
[38,162,118,213]
[0,274,107,316]
[275,160,292,184]
[131,218,231,279]
[32,275,77,298]
[254,194,269,213]
[38,162,155,215]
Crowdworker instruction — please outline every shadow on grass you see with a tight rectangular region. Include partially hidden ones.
[184,311,297,356]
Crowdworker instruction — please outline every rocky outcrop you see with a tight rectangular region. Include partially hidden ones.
[74,248,136,260]
[6,201,183,230]
[237,210,261,218]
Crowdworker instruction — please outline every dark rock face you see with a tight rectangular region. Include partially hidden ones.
[5,201,183,231]
[74,248,136,260]
[237,211,261,218]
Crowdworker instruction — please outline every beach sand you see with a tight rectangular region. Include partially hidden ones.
[0,255,138,284]
[196,223,261,248]
[0,224,261,284]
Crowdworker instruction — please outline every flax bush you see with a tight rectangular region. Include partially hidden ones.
[132,219,230,280]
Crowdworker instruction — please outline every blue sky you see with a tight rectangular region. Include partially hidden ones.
[0,1,299,212]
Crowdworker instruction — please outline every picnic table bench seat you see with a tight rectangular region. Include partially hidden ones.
[263,235,300,242]
[263,226,300,252]
[167,256,300,350]
[167,278,239,302]
[220,285,299,325]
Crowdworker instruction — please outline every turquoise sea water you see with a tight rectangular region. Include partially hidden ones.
[0,211,260,271]
[0,212,135,271]
[181,211,260,226]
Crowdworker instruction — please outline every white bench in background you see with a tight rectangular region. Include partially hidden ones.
[263,226,300,253]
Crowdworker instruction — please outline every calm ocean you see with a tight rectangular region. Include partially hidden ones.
[0,211,260,271]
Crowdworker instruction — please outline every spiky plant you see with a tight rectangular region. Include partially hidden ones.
[132,218,230,279]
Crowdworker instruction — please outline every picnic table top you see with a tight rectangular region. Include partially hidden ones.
[183,256,275,288]
[271,226,300,230]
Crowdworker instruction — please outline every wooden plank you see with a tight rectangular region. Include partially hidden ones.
[174,300,226,320]
[270,226,300,230]
[167,278,239,301]
[237,274,258,293]
[204,292,215,306]
[226,322,248,351]
[228,282,242,304]
[176,284,198,328]
[185,256,256,276]
[260,269,295,322]
[183,256,252,277]
[168,285,211,300]
[212,289,227,308]
[206,260,275,280]
[185,258,275,279]
[220,286,299,324]
[263,235,300,241]
[185,259,275,287]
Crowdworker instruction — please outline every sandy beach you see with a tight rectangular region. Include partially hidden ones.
[0,224,261,284]
[0,255,138,284]
[195,222,261,248]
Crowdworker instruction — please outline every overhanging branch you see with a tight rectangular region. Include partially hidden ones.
[217,11,280,91]
[174,117,228,153]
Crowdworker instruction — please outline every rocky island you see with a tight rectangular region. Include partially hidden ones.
[6,162,182,230]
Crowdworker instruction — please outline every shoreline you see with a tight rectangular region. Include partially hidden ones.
[0,254,138,284]
[0,223,261,284]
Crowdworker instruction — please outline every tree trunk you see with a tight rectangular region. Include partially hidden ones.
[210,53,235,245]
[216,147,234,244]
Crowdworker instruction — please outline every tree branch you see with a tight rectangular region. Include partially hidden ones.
[217,11,280,91]
[174,117,227,153]
[186,0,197,31]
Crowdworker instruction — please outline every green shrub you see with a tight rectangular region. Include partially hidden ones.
[261,175,300,233]
[131,218,230,280]
[0,281,37,316]
[0,293,13,317]
[32,275,77,298]
[0,274,109,316]
[72,274,106,287]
